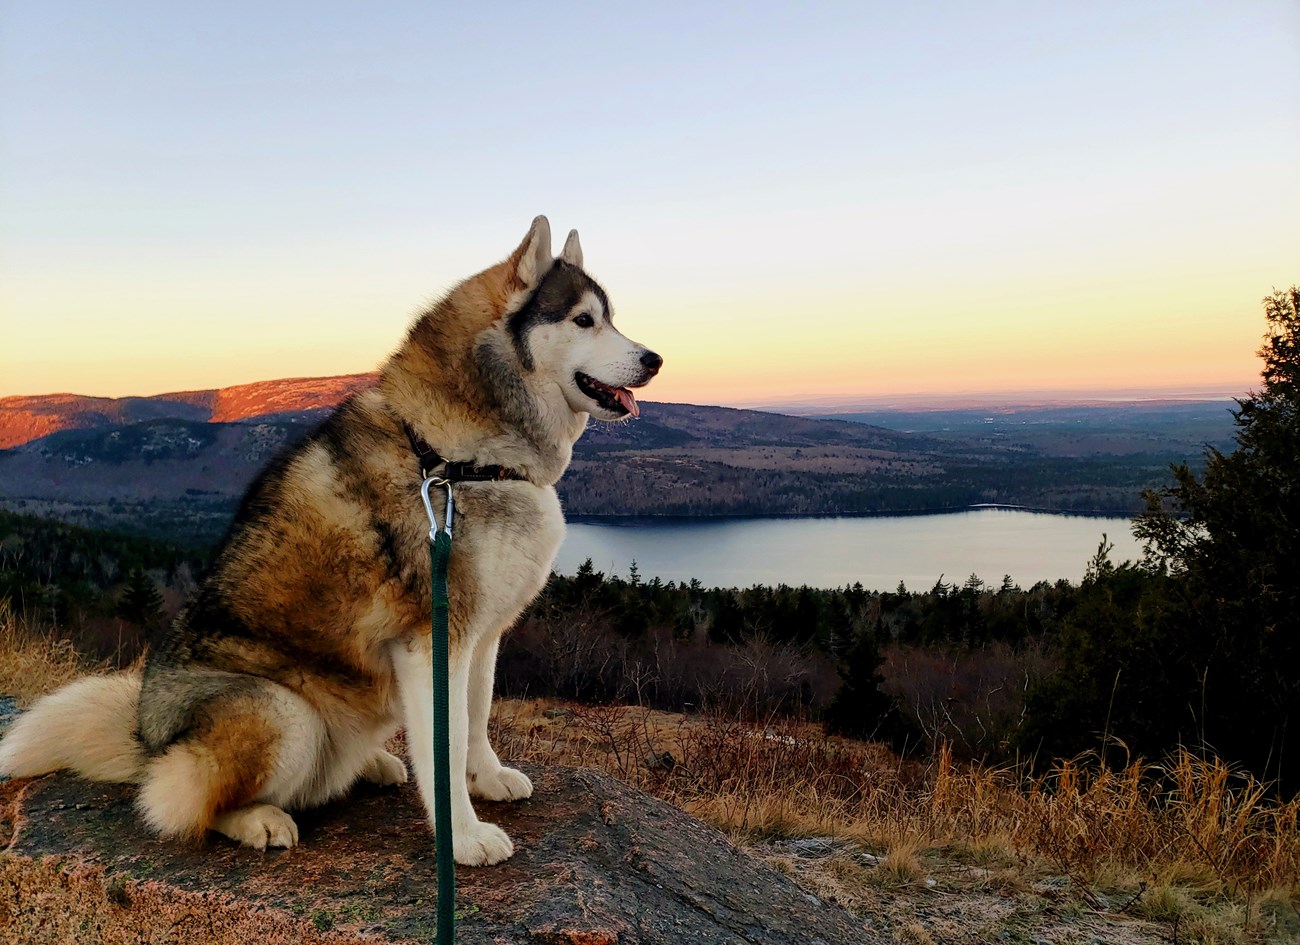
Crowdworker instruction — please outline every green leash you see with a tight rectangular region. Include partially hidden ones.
[421,477,457,944]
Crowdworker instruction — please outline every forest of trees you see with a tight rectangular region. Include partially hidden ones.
[2,287,1295,794]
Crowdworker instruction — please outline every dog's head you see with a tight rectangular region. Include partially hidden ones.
[493,217,661,421]
[389,216,661,476]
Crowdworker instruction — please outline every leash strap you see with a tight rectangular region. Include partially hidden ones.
[421,477,457,944]
[407,409,522,943]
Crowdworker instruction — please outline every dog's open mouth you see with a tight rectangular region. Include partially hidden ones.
[575,372,639,418]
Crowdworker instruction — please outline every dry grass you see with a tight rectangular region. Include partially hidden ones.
[874,837,925,887]
[491,698,1300,942]
[3,608,1296,942]
[891,921,936,945]
[0,599,93,705]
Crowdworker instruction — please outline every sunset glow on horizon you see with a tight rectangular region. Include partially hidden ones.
[2,2,1296,406]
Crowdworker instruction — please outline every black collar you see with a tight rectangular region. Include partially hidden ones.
[401,422,527,483]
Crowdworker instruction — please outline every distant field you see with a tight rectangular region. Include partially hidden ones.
[817,401,1237,457]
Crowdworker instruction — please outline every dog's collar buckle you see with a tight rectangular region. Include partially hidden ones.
[401,421,527,484]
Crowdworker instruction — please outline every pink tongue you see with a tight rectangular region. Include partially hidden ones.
[614,387,640,418]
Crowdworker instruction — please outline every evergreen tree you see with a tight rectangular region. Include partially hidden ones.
[573,557,604,600]
[825,623,918,753]
[1016,541,1167,766]
[709,590,746,644]
[1132,286,1300,788]
[1016,289,1300,785]
[116,566,165,629]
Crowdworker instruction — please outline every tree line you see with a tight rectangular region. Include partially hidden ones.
[558,453,1177,518]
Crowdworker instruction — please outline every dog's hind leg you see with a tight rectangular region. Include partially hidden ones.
[360,748,408,786]
[136,682,325,849]
[211,803,300,850]
[465,634,532,801]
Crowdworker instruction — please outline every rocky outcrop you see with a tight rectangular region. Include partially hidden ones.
[1,764,877,944]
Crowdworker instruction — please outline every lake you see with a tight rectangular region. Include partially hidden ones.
[554,509,1145,591]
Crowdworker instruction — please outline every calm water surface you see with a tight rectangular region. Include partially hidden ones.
[554,509,1144,590]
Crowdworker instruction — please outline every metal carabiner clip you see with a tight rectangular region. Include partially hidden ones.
[420,476,454,541]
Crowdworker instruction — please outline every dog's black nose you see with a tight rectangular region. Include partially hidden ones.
[640,350,663,374]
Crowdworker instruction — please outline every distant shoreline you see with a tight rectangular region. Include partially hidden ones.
[566,505,1138,525]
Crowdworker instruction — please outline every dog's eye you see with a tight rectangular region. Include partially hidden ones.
[573,313,595,328]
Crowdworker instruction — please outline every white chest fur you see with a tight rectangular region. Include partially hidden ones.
[451,481,566,643]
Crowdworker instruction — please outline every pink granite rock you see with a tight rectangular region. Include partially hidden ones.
[2,765,876,944]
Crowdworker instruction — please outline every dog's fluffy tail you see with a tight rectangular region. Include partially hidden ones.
[0,672,144,783]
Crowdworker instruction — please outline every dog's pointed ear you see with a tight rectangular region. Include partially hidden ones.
[560,229,583,268]
[508,216,553,292]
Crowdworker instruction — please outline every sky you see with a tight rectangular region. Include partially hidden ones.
[2,1,1298,406]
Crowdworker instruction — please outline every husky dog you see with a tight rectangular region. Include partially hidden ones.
[0,217,661,865]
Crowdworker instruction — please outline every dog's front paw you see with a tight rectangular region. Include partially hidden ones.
[362,750,408,787]
[469,764,533,801]
[452,820,513,866]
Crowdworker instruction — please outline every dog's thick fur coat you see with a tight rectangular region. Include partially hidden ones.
[0,217,659,865]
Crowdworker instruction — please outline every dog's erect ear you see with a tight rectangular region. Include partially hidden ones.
[560,229,583,268]
[508,216,553,292]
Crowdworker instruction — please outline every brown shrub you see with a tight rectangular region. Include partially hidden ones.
[0,599,92,704]
[492,699,1300,899]
[881,639,1054,760]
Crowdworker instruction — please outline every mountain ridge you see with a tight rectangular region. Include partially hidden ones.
[0,373,1223,544]
[0,373,379,449]
[0,375,939,542]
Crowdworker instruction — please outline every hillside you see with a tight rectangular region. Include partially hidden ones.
[0,374,1217,544]
[0,401,940,541]
[0,374,376,449]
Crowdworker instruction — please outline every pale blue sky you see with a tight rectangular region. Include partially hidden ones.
[3,1,1297,402]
